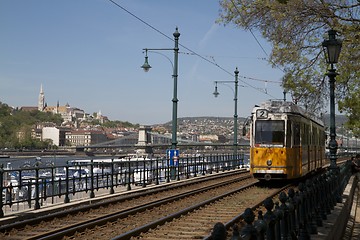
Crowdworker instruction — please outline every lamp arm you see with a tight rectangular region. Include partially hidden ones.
[145,50,174,70]
[215,81,235,95]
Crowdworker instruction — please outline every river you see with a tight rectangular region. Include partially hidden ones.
[0,155,118,170]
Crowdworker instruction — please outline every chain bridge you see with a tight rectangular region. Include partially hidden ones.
[75,126,249,156]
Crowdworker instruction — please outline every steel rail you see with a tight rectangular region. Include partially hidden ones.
[112,180,259,240]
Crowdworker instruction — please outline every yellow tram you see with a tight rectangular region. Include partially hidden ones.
[249,100,326,180]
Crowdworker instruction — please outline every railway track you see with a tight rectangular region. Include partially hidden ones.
[125,182,291,240]
[55,177,264,240]
[0,170,251,239]
[30,179,288,240]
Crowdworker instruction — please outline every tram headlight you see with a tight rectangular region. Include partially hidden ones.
[266,159,272,166]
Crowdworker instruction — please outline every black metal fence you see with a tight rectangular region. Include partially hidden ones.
[0,153,246,217]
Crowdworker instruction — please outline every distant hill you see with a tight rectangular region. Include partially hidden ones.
[322,114,348,128]
[159,114,347,128]
[160,116,247,126]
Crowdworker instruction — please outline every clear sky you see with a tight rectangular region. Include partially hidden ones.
[0,0,286,125]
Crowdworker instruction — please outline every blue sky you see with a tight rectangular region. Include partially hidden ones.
[0,0,286,125]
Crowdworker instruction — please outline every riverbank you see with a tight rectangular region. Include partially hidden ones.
[1,150,74,157]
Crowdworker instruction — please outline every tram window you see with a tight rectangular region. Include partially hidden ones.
[302,124,309,145]
[314,128,319,145]
[255,120,285,145]
[293,123,301,146]
[286,121,291,147]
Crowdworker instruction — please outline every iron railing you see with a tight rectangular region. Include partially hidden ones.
[0,153,246,217]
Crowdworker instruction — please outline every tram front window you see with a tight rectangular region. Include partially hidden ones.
[255,120,285,145]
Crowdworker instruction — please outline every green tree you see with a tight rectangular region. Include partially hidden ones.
[102,120,139,129]
[218,0,359,131]
[0,102,64,149]
[0,102,12,117]
[340,91,360,136]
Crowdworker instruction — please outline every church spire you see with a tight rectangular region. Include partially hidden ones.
[38,84,45,111]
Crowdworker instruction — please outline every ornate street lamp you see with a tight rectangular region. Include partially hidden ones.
[283,90,287,102]
[141,28,180,151]
[213,68,240,161]
[141,50,151,72]
[322,29,342,170]
[322,30,342,65]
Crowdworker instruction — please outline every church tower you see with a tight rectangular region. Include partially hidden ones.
[38,84,45,111]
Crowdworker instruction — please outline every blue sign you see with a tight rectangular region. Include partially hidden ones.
[166,149,179,166]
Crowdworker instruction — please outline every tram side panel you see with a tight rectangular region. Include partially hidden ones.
[289,146,302,178]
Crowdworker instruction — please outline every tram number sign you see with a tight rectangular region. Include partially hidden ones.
[256,109,268,119]
[166,149,179,166]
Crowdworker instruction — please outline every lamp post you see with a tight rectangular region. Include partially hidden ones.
[141,27,180,150]
[213,67,239,157]
[356,136,358,154]
[341,123,344,150]
[322,29,342,170]
[347,129,349,151]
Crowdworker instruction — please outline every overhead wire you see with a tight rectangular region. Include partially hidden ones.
[107,0,174,42]
[177,43,280,98]
[229,0,286,73]
[107,0,281,98]
[179,51,281,83]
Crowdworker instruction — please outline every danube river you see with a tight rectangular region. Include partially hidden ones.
[0,152,250,171]
[0,155,116,170]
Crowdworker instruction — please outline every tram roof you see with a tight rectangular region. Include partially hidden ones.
[252,100,324,126]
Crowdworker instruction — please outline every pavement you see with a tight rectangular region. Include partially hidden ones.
[342,177,360,240]
[312,175,360,240]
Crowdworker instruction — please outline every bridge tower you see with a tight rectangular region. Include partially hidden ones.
[136,125,153,156]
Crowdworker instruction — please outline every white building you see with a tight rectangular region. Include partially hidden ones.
[42,127,69,146]
[42,127,60,146]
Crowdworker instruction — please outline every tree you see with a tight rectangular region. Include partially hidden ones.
[102,120,139,129]
[0,102,64,149]
[340,90,360,136]
[218,0,360,131]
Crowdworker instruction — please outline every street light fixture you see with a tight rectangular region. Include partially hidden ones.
[141,27,180,151]
[283,90,287,102]
[141,50,151,72]
[322,29,342,170]
[213,67,240,158]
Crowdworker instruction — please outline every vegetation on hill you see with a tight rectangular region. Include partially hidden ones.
[0,102,63,149]
[102,120,139,129]
[0,102,140,149]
